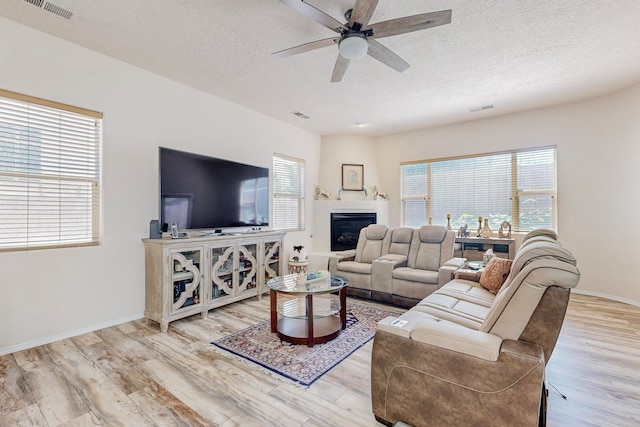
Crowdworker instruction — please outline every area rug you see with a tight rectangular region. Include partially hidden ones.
[211,302,401,387]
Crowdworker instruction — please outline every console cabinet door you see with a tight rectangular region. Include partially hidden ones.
[170,248,203,314]
[263,239,282,283]
[210,245,235,301]
[237,243,258,295]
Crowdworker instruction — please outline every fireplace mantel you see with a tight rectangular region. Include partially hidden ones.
[312,200,389,253]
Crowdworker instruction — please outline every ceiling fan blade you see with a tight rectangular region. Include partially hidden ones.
[349,0,379,28]
[331,55,351,83]
[272,36,340,59]
[367,39,410,73]
[279,0,347,33]
[367,9,452,39]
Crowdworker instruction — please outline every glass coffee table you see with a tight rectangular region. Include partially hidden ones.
[267,274,348,347]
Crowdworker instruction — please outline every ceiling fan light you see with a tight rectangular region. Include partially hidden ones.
[338,34,368,60]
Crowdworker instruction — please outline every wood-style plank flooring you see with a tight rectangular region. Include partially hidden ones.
[1,294,639,426]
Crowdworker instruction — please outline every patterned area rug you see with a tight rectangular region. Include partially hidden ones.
[211,302,400,387]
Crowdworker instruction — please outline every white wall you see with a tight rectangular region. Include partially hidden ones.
[0,17,320,354]
[318,135,381,200]
[374,85,640,305]
[315,86,640,305]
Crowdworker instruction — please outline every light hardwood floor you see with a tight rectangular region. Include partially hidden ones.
[1,293,639,426]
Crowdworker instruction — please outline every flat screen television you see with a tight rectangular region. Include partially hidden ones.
[159,147,269,231]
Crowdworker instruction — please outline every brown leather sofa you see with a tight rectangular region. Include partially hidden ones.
[370,230,580,426]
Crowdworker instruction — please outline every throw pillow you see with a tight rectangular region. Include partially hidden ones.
[479,257,513,294]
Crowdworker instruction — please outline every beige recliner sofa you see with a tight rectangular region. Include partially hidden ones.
[330,225,464,306]
[371,230,580,427]
[328,224,390,299]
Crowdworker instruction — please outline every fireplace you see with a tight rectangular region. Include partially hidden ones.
[330,212,377,251]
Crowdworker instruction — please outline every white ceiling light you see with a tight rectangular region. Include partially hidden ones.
[338,34,368,60]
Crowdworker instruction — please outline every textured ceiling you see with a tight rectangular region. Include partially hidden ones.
[2,0,640,137]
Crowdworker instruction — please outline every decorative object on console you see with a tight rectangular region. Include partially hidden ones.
[458,224,469,237]
[149,219,162,239]
[428,217,432,225]
[342,163,364,191]
[480,218,493,238]
[446,213,452,230]
[314,185,332,200]
[477,216,483,237]
[499,220,512,237]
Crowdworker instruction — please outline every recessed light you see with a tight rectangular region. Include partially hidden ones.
[354,123,366,128]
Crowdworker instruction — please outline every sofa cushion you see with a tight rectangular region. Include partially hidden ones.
[409,296,487,329]
[438,280,496,308]
[377,315,502,361]
[522,228,557,243]
[336,260,373,274]
[392,227,413,243]
[354,224,389,263]
[481,258,580,338]
[389,227,413,256]
[360,240,385,264]
[419,226,447,243]
[509,241,576,277]
[393,267,438,284]
[366,224,389,240]
[479,257,513,294]
[414,243,442,271]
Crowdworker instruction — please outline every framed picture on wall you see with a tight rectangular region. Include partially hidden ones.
[342,164,364,191]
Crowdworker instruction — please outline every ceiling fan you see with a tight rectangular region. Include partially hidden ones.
[273,0,452,82]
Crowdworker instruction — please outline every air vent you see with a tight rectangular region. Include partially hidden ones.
[43,2,73,19]
[293,111,311,119]
[470,105,494,113]
[24,0,73,19]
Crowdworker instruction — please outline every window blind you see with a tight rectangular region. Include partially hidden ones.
[0,89,102,251]
[272,154,305,231]
[401,147,556,232]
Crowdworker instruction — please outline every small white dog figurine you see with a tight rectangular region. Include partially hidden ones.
[372,186,388,200]
[314,186,332,200]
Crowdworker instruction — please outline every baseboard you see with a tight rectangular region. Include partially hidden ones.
[572,289,640,308]
[0,312,145,356]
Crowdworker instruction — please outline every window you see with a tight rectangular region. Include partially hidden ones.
[272,154,305,231]
[401,147,556,232]
[0,89,102,251]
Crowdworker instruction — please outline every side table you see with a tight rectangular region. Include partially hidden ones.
[455,261,485,281]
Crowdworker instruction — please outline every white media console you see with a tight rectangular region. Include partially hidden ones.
[142,231,285,332]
